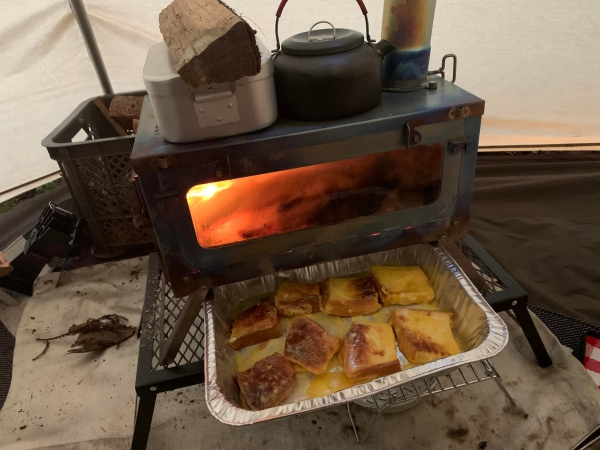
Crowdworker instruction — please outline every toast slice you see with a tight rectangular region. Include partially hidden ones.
[338,323,401,379]
[236,353,297,410]
[274,281,321,317]
[388,307,461,364]
[284,316,341,375]
[322,277,381,317]
[229,299,283,350]
[370,266,435,306]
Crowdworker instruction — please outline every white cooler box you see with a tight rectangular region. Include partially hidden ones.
[142,38,278,143]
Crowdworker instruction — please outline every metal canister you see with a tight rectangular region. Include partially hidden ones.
[381,0,437,92]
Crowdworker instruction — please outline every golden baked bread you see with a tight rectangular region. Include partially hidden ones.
[388,307,461,364]
[284,316,341,375]
[322,277,381,317]
[228,299,283,350]
[338,323,401,379]
[236,353,297,410]
[370,266,435,306]
[274,281,321,317]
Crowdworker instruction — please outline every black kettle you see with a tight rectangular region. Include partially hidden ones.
[272,0,395,121]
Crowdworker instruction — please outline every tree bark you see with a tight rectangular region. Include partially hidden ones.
[159,0,261,87]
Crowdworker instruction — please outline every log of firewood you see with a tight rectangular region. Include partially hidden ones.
[159,0,261,87]
[108,96,144,131]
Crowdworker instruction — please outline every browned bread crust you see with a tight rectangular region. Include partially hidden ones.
[274,281,321,317]
[338,323,401,379]
[322,277,381,317]
[284,316,341,375]
[237,353,297,410]
[229,299,283,350]
[388,307,461,364]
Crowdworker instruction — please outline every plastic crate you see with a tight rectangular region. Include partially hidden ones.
[42,91,153,257]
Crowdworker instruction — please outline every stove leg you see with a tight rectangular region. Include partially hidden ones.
[131,394,157,450]
[512,305,553,368]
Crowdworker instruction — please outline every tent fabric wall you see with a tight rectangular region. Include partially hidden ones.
[1,0,599,201]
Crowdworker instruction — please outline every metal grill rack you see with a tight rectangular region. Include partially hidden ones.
[457,239,507,293]
[347,360,501,443]
[152,277,205,370]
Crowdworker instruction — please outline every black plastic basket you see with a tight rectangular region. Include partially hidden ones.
[42,91,152,257]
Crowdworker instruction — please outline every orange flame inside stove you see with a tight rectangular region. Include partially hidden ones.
[186,146,443,248]
[187,180,233,202]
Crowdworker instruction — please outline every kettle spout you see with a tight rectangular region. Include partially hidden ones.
[372,39,396,58]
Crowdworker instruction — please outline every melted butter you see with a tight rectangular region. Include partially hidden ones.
[305,312,351,339]
[306,360,354,398]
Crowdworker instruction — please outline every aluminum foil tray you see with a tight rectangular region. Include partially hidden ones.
[204,243,508,425]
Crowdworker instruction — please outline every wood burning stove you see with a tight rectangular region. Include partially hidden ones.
[132,77,483,298]
[131,77,483,363]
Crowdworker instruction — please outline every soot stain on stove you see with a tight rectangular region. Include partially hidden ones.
[445,426,469,443]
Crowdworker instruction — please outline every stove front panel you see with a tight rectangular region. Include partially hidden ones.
[133,79,484,297]
[136,115,480,297]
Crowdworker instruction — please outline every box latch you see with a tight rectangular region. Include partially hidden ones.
[192,85,241,129]
[448,137,472,154]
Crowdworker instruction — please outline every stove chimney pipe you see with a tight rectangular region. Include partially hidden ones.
[381,0,437,92]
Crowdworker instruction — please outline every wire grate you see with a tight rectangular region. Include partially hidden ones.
[348,360,500,442]
[457,239,507,293]
[150,269,205,371]
[355,360,498,411]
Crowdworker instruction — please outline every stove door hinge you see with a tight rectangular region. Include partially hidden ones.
[448,136,472,154]
[150,155,177,170]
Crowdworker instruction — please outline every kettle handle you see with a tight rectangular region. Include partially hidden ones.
[274,0,371,52]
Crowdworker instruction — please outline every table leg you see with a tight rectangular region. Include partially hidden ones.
[513,305,553,368]
[131,394,157,450]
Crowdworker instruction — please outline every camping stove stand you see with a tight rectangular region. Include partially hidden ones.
[131,235,551,450]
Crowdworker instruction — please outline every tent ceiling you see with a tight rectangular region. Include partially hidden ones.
[1,0,599,202]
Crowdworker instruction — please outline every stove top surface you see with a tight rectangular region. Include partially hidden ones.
[132,77,483,172]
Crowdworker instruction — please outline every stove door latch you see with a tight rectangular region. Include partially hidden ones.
[448,137,472,154]
[150,155,177,170]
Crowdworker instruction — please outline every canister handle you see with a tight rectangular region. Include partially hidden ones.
[274,0,371,53]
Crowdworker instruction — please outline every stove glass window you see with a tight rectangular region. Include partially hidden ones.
[187,144,443,248]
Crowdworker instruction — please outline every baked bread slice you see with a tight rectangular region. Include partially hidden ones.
[370,266,435,306]
[274,281,321,317]
[388,307,461,364]
[322,277,381,317]
[284,316,341,375]
[228,299,282,350]
[236,353,297,410]
[338,323,401,379]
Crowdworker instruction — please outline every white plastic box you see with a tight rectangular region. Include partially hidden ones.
[142,39,278,143]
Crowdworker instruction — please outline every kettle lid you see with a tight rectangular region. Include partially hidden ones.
[281,23,364,56]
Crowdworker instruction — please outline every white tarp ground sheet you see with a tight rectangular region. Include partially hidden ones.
[0,257,146,450]
[2,0,600,201]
